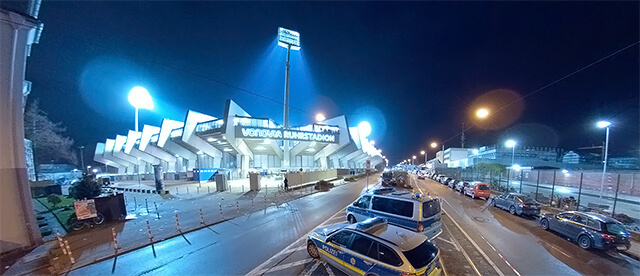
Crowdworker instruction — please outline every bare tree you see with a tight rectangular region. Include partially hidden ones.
[24,99,78,166]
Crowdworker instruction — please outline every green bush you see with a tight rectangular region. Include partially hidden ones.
[47,194,62,207]
[69,173,102,199]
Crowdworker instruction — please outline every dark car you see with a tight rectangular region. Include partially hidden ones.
[440,177,452,185]
[447,179,459,189]
[539,211,631,250]
[491,193,540,216]
[454,181,469,193]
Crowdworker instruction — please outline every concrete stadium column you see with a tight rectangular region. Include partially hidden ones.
[241,154,250,178]
[0,9,42,252]
[319,157,328,170]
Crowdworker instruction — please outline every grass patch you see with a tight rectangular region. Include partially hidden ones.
[53,209,75,230]
[35,196,76,210]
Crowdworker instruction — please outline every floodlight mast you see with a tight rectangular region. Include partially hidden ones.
[278,27,300,169]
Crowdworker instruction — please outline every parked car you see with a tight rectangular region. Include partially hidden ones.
[417,173,426,180]
[463,182,491,199]
[307,217,441,276]
[539,211,631,250]
[491,193,540,216]
[454,181,469,193]
[440,177,452,185]
[447,179,459,189]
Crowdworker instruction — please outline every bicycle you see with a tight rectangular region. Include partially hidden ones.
[69,213,105,231]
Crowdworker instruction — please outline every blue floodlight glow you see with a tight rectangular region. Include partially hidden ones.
[358,121,372,137]
[505,139,516,148]
[128,86,154,110]
[597,121,611,128]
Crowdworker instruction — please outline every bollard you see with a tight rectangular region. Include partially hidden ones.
[154,202,160,219]
[175,214,181,232]
[64,240,75,264]
[251,198,254,210]
[145,199,149,214]
[134,197,137,210]
[55,232,67,255]
[207,186,210,193]
[111,227,120,250]
[197,187,200,194]
[236,201,240,215]
[176,187,179,194]
[242,185,245,193]
[146,220,153,241]
[200,208,205,225]
[187,187,190,194]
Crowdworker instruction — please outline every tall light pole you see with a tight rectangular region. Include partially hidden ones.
[597,121,611,199]
[412,156,416,165]
[421,150,426,165]
[78,146,85,172]
[278,27,301,169]
[128,86,154,132]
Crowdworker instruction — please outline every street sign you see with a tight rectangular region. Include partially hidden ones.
[278,27,300,50]
[366,160,371,170]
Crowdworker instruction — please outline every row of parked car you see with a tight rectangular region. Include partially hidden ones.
[418,172,632,251]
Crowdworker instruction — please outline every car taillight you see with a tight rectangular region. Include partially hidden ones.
[417,224,424,232]
[602,234,616,241]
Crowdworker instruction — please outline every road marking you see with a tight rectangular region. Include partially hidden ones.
[256,259,314,274]
[479,235,522,276]
[436,237,460,251]
[415,176,505,276]
[246,207,348,276]
[323,262,335,276]
[441,219,482,276]
[303,259,323,276]
[281,245,306,255]
[542,241,573,259]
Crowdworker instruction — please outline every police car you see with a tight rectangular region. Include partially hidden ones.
[307,217,441,276]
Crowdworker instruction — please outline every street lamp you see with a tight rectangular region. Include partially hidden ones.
[597,121,611,199]
[505,139,516,169]
[421,150,426,165]
[412,155,417,165]
[477,109,489,118]
[315,113,326,122]
[128,86,154,132]
[358,121,372,137]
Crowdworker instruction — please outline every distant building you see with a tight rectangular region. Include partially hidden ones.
[433,145,565,169]
[608,157,640,170]
[562,151,579,164]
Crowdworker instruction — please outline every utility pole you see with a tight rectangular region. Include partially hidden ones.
[78,146,85,172]
[461,123,465,148]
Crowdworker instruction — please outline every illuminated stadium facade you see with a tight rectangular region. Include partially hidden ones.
[94,100,385,179]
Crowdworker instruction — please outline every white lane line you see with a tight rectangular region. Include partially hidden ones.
[441,198,505,276]
[303,259,323,276]
[246,207,348,276]
[436,237,458,248]
[542,241,573,259]
[323,262,335,276]
[414,176,506,276]
[281,245,307,255]
[256,259,314,274]
[441,219,482,276]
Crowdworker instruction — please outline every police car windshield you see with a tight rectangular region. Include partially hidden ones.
[422,198,441,218]
[403,240,438,269]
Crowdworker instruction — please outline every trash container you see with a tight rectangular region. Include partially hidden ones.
[215,173,228,192]
[249,173,261,191]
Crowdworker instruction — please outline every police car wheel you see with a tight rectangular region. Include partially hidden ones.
[307,242,320,259]
[348,215,357,224]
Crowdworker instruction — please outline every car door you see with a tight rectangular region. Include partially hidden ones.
[342,233,377,275]
[324,230,355,273]
[552,213,575,236]
[495,194,508,209]
[352,195,372,222]
[566,214,588,240]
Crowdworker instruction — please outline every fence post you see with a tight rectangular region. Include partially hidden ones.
[535,170,540,202]
[175,214,181,232]
[506,170,510,191]
[612,174,621,216]
[146,220,153,242]
[576,172,584,211]
[519,170,524,194]
[498,173,502,191]
[145,199,149,214]
[111,227,120,251]
[64,240,75,264]
[550,170,556,206]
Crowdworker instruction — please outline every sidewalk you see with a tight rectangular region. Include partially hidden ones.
[4,177,354,275]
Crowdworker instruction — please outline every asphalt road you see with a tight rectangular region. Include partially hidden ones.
[415,176,640,276]
[68,177,372,276]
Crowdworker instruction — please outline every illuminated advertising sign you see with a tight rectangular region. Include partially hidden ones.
[236,127,338,143]
[278,27,300,50]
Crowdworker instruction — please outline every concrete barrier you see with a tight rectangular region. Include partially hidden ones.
[285,169,338,188]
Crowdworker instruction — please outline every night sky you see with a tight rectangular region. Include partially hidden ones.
[25,1,639,165]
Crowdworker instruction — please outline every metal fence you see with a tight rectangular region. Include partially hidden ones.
[437,168,640,232]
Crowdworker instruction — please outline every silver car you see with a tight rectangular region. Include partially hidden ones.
[491,193,540,216]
